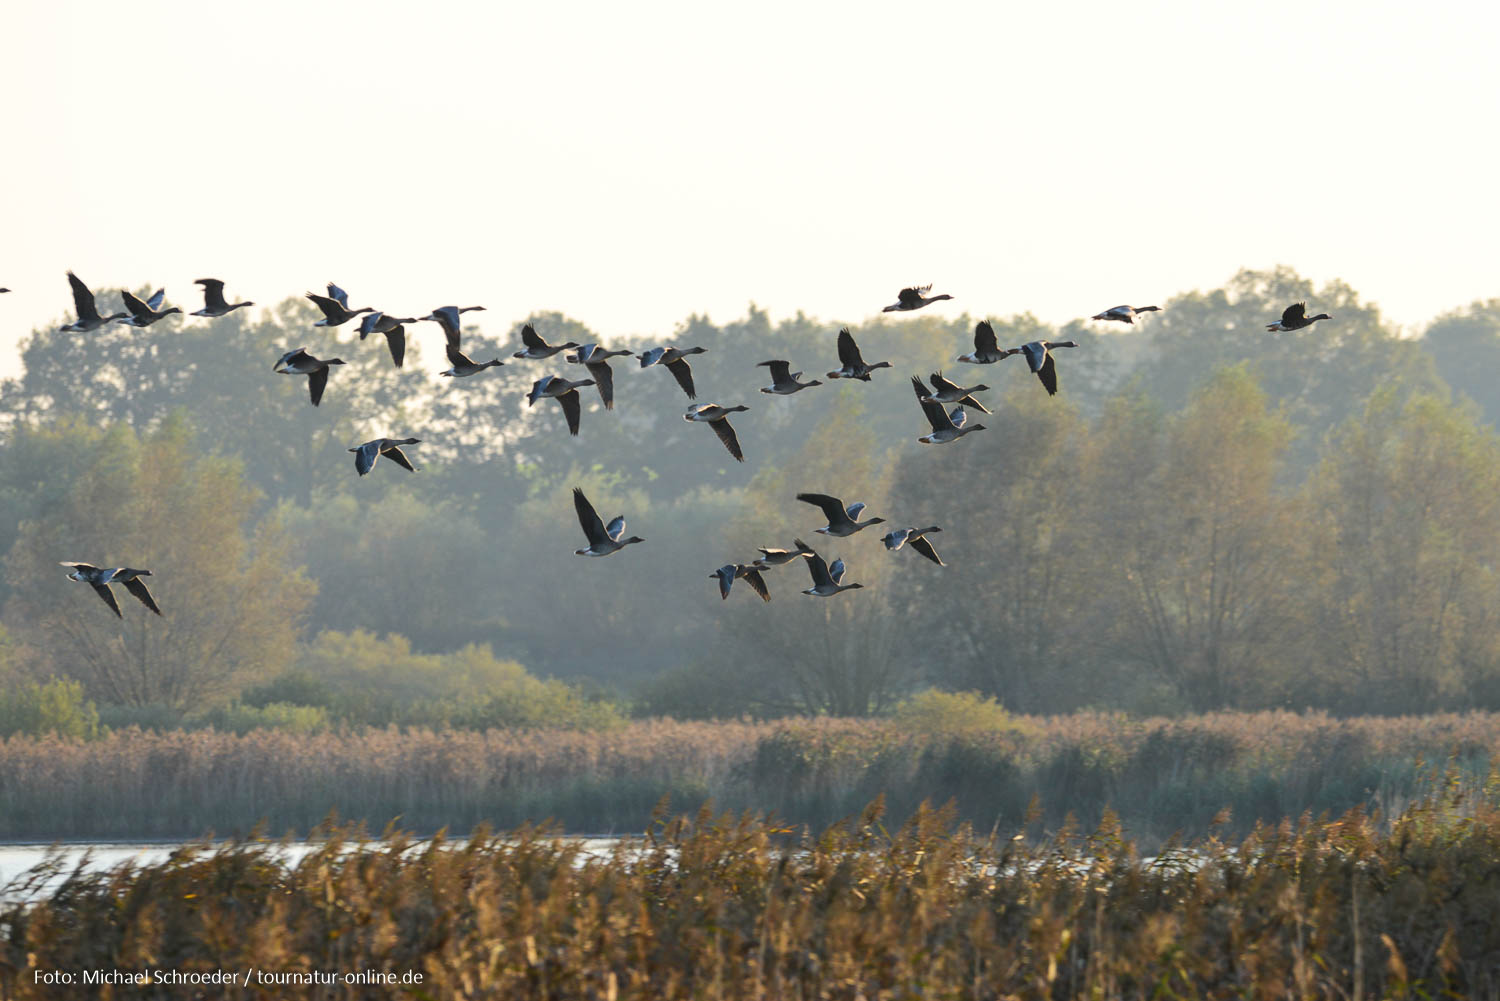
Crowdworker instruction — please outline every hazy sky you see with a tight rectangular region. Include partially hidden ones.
[4,0,1496,370]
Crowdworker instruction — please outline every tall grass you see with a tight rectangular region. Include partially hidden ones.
[0,712,1494,842]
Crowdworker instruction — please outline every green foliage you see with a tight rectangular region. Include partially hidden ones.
[197,701,331,735]
[892,689,1026,737]
[0,677,100,739]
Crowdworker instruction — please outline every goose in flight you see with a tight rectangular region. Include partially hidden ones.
[306,283,373,327]
[640,345,708,399]
[756,538,815,567]
[573,488,644,556]
[59,272,128,331]
[60,563,161,618]
[116,288,181,328]
[826,327,891,381]
[356,311,418,368]
[1091,304,1160,324]
[1266,302,1332,332]
[711,562,771,601]
[566,343,633,410]
[882,284,954,312]
[912,377,987,444]
[441,343,504,377]
[273,347,346,406]
[420,305,485,349]
[513,324,580,360]
[757,359,822,395]
[350,437,420,476]
[1015,340,1078,396]
[958,320,1016,365]
[923,371,991,412]
[528,375,593,436]
[685,404,748,462]
[800,550,864,597]
[192,278,254,317]
[796,493,885,537]
[882,526,945,566]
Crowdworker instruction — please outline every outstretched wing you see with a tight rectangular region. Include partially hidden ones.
[90,583,123,618]
[665,358,697,399]
[557,389,583,436]
[308,365,331,406]
[836,327,865,367]
[710,416,744,462]
[1282,302,1307,326]
[828,558,847,584]
[123,577,163,615]
[974,320,998,354]
[145,288,166,311]
[520,324,546,349]
[909,535,946,567]
[1037,353,1058,396]
[384,325,406,368]
[67,271,100,323]
[305,292,342,321]
[760,359,792,382]
[796,493,846,525]
[446,343,474,367]
[912,376,952,432]
[121,289,151,320]
[196,278,229,311]
[742,568,771,602]
[382,444,417,472]
[605,515,626,541]
[354,440,381,475]
[327,282,351,308]
[714,566,735,599]
[897,285,930,308]
[587,361,615,409]
[804,552,834,588]
[574,488,608,545]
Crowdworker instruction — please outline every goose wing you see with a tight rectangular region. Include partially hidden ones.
[196,278,229,311]
[327,283,351,308]
[908,535,945,566]
[605,515,626,541]
[123,576,163,615]
[353,440,382,475]
[638,346,665,368]
[384,325,406,368]
[587,360,615,409]
[520,324,547,350]
[428,307,461,346]
[59,561,102,573]
[828,558,847,584]
[1037,352,1058,396]
[308,365,331,406]
[1281,302,1307,326]
[121,289,151,320]
[714,565,736,599]
[804,552,835,588]
[145,289,166,311]
[274,347,308,371]
[710,416,744,462]
[90,582,123,618]
[957,394,991,414]
[912,377,953,431]
[1020,341,1047,373]
[928,371,961,395]
[67,271,101,323]
[557,389,583,436]
[573,488,609,546]
[381,443,417,472]
[897,285,929,308]
[356,312,382,338]
[741,567,771,602]
[305,292,343,321]
[760,359,792,383]
[974,320,999,354]
[446,343,474,367]
[665,358,697,399]
[836,327,866,368]
[796,493,849,528]
[882,528,910,551]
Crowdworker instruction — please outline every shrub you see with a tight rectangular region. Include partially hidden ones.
[0,677,100,739]
[893,689,1026,738]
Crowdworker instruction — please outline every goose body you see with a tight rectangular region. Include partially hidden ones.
[826,327,891,381]
[1091,304,1160,324]
[273,348,346,406]
[711,562,771,601]
[573,487,644,556]
[685,404,748,462]
[306,283,373,327]
[528,376,593,436]
[192,278,253,317]
[757,359,822,395]
[1015,340,1078,396]
[756,538,815,567]
[513,324,579,360]
[60,562,162,617]
[420,305,485,349]
[796,492,885,537]
[923,371,991,411]
[958,320,1017,364]
[800,550,864,596]
[441,343,504,377]
[566,343,632,410]
[640,345,707,399]
[912,376,987,444]
[882,284,954,312]
[356,311,417,368]
[59,272,128,331]
[1266,302,1332,332]
[117,288,181,327]
[882,526,945,566]
[349,437,420,476]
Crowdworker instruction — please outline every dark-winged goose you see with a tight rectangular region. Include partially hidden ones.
[685,404,748,462]
[711,562,771,601]
[441,343,504,377]
[796,492,885,536]
[1014,340,1078,396]
[192,278,253,317]
[513,324,579,360]
[420,305,485,349]
[958,320,1016,364]
[882,284,954,312]
[566,343,633,410]
[639,345,707,399]
[1266,302,1332,332]
[349,437,420,476]
[356,311,417,368]
[59,272,128,331]
[117,289,181,328]
[528,376,593,436]
[882,526,945,566]
[912,376,987,444]
[573,487,644,556]
[757,359,822,395]
[306,283,373,327]
[800,550,864,596]
[1091,304,1160,324]
[273,347,346,406]
[826,327,891,381]
[756,538,815,567]
[60,563,161,617]
[924,371,991,412]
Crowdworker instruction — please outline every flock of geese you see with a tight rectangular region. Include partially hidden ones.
[13,275,1333,614]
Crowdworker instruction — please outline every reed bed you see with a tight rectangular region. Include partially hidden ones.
[0,713,1494,843]
[3,795,1499,999]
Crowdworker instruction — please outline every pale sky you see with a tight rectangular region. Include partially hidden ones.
[4,0,1497,371]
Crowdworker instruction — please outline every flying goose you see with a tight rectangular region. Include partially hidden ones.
[796,492,885,537]
[349,437,420,476]
[882,284,954,312]
[116,289,181,327]
[912,376,987,444]
[639,345,708,399]
[757,359,823,395]
[756,538,815,567]
[420,305,485,348]
[881,526,945,566]
[923,371,991,412]
[59,272,128,331]
[566,343,633,410]
[1266,302,1332,332]
[306,283,373,327]
[356,311,417,368]
[684,404,748,462]
[958,320,1016,365]
[441,342,505,377]
[573,487,644,556]
[1091,304,1160,324]
[826,327,891,381]
[512,324,579,360]
[1015,340,1078,396]
[800,550,864,597]
[273,348,346,406]
[528,375,593,436]
[60,563,161,618]
[711,562,771,601]
[192,278,254,317]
